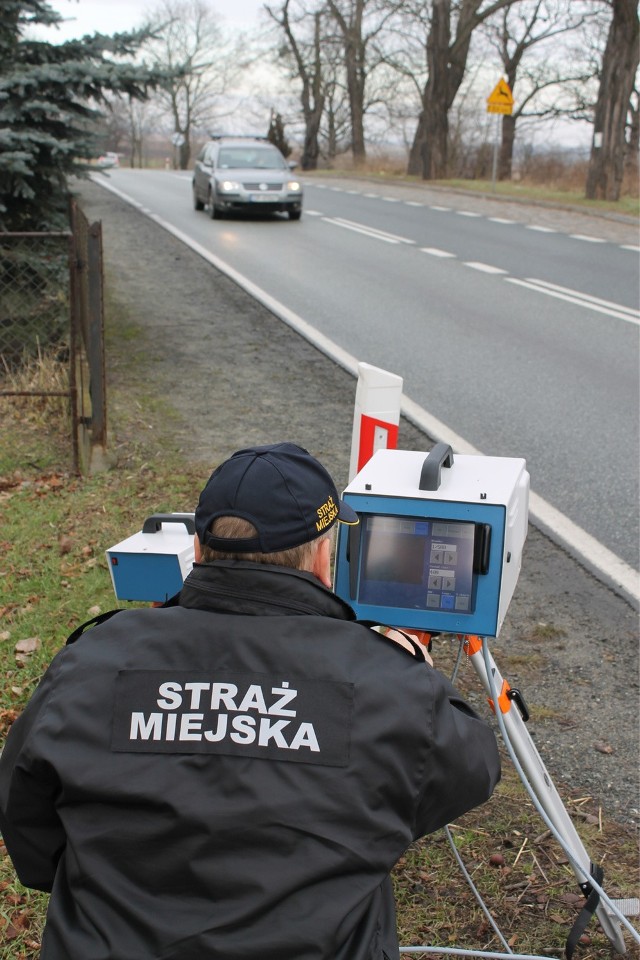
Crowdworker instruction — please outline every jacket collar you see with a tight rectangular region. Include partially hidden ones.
[179,560,357,622]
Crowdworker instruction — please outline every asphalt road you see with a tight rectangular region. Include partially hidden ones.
[95,168,640,588]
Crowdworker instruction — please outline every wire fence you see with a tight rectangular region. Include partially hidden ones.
[0,200,106,473]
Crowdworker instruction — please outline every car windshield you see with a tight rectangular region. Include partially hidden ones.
[217,147,286,170]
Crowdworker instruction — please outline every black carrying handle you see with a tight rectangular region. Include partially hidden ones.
[419,443,454,491]
[141,513,196,535]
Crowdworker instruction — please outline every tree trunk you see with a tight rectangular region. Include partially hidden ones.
[301,12,325,171]
[421,94,449,180]
[420,0,452,179]
[343,36,366,163]
[585,0,639,201]
[302,109,323,170]
[499,113,515,180]
[327,0,366,165]
[408,111,425,176]
[179,138,190,171]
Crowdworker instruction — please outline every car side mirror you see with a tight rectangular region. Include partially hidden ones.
[288,161,298,171]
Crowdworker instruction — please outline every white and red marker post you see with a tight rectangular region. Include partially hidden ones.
[348,362,403,481]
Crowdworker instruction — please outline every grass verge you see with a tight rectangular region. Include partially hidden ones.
[0,346,638,958]
[304,167,639,219]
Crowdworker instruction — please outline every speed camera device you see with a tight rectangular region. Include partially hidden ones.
[334,444,529,637]
[106,513,195,603]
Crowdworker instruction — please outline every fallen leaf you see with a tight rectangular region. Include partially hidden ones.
[15,637,40,654]
[59,535,73,555]
[594,741,614,755]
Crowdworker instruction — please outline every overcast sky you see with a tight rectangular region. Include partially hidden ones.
[43,0,268,38]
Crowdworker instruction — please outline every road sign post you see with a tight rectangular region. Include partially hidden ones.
[486,79,514,192]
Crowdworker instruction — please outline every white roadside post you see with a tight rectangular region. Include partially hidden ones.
[349,362,403,481]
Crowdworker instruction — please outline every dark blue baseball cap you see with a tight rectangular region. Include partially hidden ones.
[195,442,358,554]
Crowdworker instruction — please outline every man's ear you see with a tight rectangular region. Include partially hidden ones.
[194,534,202,563]
[312,536,332,589]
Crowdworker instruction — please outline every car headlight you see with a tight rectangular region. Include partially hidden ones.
[287,180,301,192]
[217,180,241,192]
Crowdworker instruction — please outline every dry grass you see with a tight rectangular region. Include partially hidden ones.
[313,151,640,216]
[0,351,71,477]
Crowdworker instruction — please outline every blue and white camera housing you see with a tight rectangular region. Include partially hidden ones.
[334,445,529,637]
[106,514,196,603]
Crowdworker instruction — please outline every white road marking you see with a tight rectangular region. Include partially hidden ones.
[621,244,640,252]
[456,210,482,217]
[526,225,557,233]
[570,233,606,243]
[507,277,640,325]
[405,201,423,207]
[381,196,399,202]
[488,217,516,224]
[420,247,456,258]
[92,173,640,605]
[465,261,509,274]
[324,217,414,245]
[303,210,324,216]
[429,205,451,212]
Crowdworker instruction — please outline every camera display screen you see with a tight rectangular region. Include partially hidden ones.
[358,515,476,614]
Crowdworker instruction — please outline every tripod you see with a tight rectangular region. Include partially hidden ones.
[461,634,629,955]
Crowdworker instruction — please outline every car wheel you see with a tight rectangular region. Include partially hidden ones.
[193,186,204,211]
[208,191,222,219]
[288,210,302,221]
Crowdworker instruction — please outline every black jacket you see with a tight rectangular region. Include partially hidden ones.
[0,561,500,960]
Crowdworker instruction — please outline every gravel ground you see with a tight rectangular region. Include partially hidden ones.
[75,178,639,829]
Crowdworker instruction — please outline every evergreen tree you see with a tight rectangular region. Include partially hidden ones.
[0,0,163,229]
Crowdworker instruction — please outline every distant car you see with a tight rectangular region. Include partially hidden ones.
[95,152,120,169]
[192,137,303,221]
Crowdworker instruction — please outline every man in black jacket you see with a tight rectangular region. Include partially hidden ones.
[0,442,500,960]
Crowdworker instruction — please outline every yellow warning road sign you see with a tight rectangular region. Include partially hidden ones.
[487,78,513,115]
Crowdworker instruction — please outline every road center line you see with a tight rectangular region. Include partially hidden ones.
[507,278,640,326]
[465,261,509,274]
[570,234,606,243]
[420,247,456,258]
[523,277,640,318]
[324,217,414,245]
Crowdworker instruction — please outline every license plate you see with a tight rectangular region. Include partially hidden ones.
[250,193,276,202]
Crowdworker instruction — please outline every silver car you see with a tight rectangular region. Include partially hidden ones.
[192,137,303,221]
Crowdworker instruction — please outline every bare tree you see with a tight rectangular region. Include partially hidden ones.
[266,0,328,169]
[145,0,243,169]
[325,0,398,163]
[403,0,522,180]
[483,0,596,179]
[585,0,639,200]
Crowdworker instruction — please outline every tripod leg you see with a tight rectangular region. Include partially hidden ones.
[464,636,627,955]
